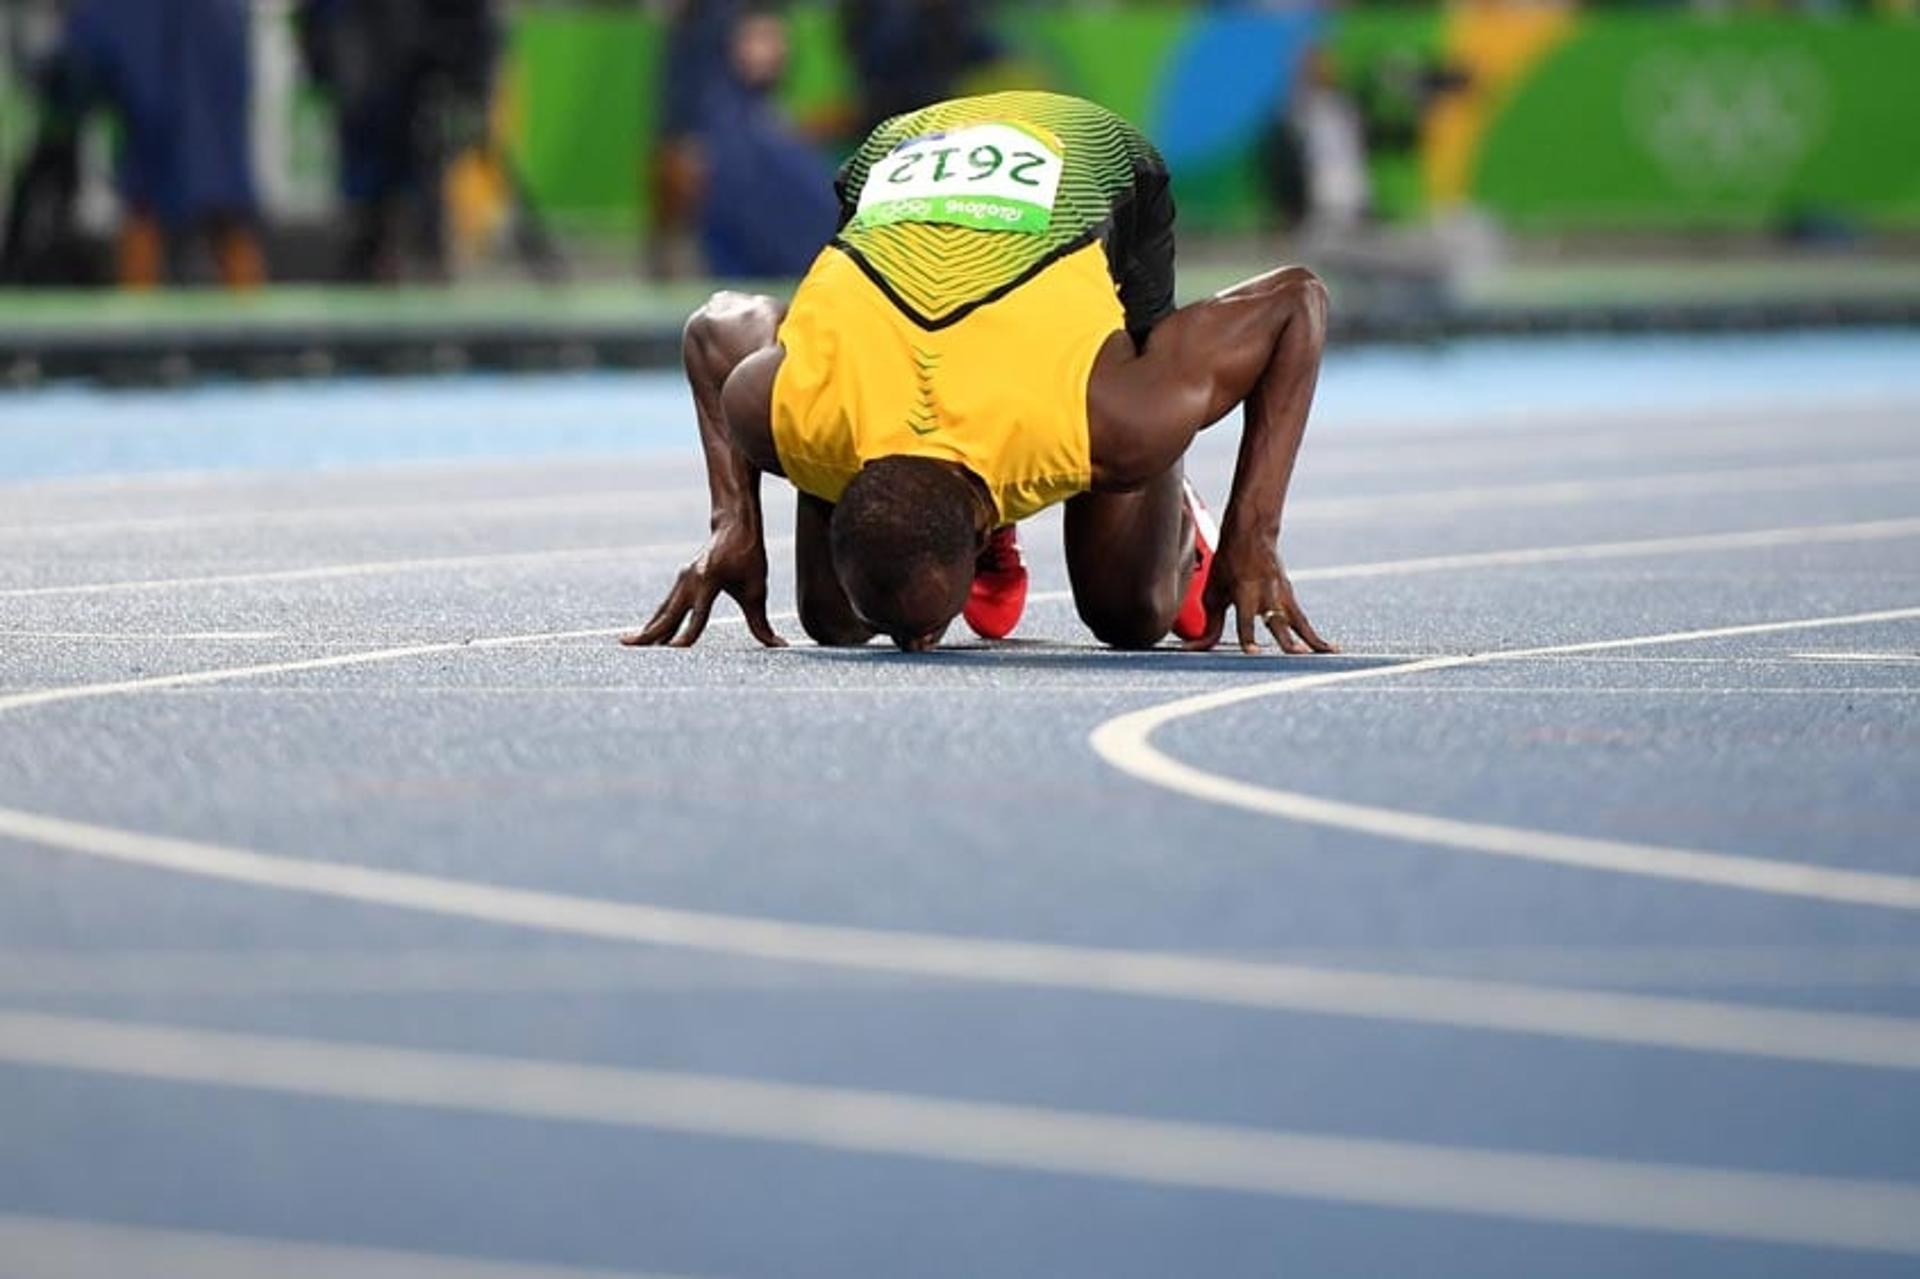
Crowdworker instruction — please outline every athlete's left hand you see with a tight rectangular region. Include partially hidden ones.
[620,517,785,649]
[1187,533,1336,655]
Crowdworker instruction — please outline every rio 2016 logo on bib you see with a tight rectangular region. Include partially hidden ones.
[854,122,1064,235]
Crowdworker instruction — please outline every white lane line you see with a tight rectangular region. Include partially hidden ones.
[0,1214,688,1279]
[1290,456,1920,524]
[5,1011,1920,1255]
[0,629,286,641]
[1793,652,1920,664]
[0,546,654,601]
[94,682,1920,699]
[0,626,639,715]
[1302,399,1920,477]
[5,804,1920,1068]
[4,508,1913,611]
[5,394,1909,505]
[0,544,1917,1064]
[1274,685,1920,697]
[10,944,1920,996]
[0,488,708,540]
[1230,946,1920,991]
[0,590,901,715]
[1091,605,1920,912]
[1461,655,1920,666]
[7,508,1917,710]
[0,452,691,498]
[8,455,1916,540]
[1290,516,1920,584]
[0,535,802,602]
[129,681,1226,697]
[0,947,932,995]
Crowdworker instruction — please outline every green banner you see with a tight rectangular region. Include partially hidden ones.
[500,5,1920,235]
[1474,17,1920,229]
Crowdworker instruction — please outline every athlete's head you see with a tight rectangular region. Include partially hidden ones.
[830,456,990,651]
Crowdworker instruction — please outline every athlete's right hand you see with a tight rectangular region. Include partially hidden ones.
[621,519,785,649]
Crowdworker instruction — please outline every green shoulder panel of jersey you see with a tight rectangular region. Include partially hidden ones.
[835,91,1162,329]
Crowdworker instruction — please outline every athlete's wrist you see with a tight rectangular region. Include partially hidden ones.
[707,477,764,532]
[707,502,761,537]
[1220,501,1280,549]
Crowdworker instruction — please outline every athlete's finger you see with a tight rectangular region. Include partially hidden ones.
[1288,603,1338,654]
[738,585,787,648]
[1236,600,1260,655]
[1265,611,1310,655]
[621,579,692,646]
[668,585,720,648]
[628,567,701,640]
[622,606,683,646]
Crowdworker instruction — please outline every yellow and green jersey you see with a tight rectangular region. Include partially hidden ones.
[833,91,1175,337]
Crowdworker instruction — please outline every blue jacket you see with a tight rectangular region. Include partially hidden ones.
[65,0,257,226]
[698,80,839,279]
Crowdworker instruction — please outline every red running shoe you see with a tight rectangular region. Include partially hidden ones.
[964,523,1028,640]
[1172,478,1219,643]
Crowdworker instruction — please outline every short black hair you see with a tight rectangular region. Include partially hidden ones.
[829,456,982,643]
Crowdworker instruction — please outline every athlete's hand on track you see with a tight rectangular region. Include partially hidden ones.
[1186,533,1336,656]
[621,520,785,649]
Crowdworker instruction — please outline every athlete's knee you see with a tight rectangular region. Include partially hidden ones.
[796,590,875,648]
[799,612,874,648]
[1077,582,1180,651]
[802,621,872,647]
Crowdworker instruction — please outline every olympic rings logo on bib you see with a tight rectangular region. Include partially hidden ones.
[853,122,1065,235]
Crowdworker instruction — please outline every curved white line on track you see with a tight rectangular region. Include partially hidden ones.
[0,1213,682,1279]
[6,803,1920,1069]
[1091,606,1920,911]
[6,1010,1920,1256]
[2,537,1919,1067]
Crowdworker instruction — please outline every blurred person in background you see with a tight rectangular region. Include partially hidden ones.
[696,5,839,278]
[840,0,1004,137]
[1,4,89,286]
[1266,47,1370,238]
[54,0,265,289]
[297,0,502,282]
[650,0,740,278]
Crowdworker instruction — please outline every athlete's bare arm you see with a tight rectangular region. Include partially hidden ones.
[622,294,788,648]
[1087,265,1335,655]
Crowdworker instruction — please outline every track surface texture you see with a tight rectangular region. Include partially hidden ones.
[1,331,1918,1278]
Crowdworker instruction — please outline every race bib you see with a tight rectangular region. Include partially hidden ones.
[853,122,1065,235]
